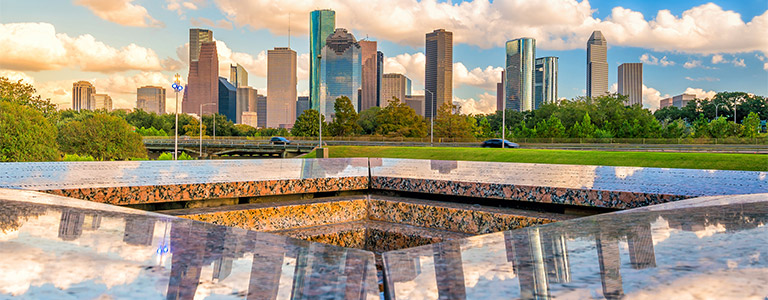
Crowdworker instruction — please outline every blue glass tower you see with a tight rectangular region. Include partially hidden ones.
[310,9,336,111]
[320,28,362,118]
[218,77,237,122]
[505,38,536,111]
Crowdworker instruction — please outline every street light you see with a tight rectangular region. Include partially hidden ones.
[200,103,216,157]
[171,74,183,160]
[425,89,435,146]
[715,103,726,120]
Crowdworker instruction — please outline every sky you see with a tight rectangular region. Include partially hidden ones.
[0,0,766,115]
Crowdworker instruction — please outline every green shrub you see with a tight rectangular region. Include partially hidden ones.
[62,154,95,161]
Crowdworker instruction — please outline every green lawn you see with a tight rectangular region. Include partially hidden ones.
[304,146,768,171]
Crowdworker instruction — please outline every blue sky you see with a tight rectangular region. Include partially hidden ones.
[0,0,766,114]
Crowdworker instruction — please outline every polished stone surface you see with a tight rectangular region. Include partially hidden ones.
[0,158,370,205]
[370,158,768,209]
[382,192,768,299]
[0,188,379,299]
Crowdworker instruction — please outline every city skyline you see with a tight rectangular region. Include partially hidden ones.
[0,0,766,115]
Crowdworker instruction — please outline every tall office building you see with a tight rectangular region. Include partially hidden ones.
[587,30,608,98]
[659,93,695,109]
[535,57,558,108]
[377,51,384,107]
[183,41,218,114]
[236,86,257,123]
[309,9,336,111]
[93,94,112,111]
[218,77,238,122]
[505,38,536,111]
[381,73,411,104]
[405,95,425,116]
[267,47,297,128]
[189,28,213,62]
[496,71,504,111]
[425,29,453,118]
[137,86,166,114]
[359,40,379,111]
[72,81,95,111]
[320,28,362,118]
[296,96,309,119]
[618,63,643,106]
[256,94,267,128]
[230,64,248,88]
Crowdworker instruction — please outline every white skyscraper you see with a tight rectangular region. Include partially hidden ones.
[618,63,643,106]
[587,30,608,98]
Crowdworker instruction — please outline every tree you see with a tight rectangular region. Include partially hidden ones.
[58,113,147,160]
[125,109,170,133]
[534,115,566,138]
[742,112,761,138]
[291,109,326,137]
[570,112,596,138]
[183,117,206,136]
[0,77,57,119]
[357,106,381,134]
[376,98,427,137]
[661,119,689,138]
[233,124,258,137]
[0,101,60,162]
[475,116,494,138]
[136,127,168,136]
[202,113,235,136]
[433,102,476,139]
[328,96,362,136]
[707,117,742,138]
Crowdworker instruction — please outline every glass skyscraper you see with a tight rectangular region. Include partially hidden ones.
[425,29,452,119]
[320,28,362,118]
[535,56,558,108]
[309,9,336,111]
[505,38,535,111]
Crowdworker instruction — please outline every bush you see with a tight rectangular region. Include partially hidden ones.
[136,126,168,136]
[157,152,194,160]
[0,101,60,162]
[63,154,95,161]
[58,113,148,161]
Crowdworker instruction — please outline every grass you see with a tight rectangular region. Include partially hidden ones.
[304,146,768,171]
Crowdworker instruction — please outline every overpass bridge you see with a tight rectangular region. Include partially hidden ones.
[143,138,317,159]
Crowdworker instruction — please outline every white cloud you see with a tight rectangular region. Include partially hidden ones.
[683,87,718,100]
[642,84,669,110]
[75,0,163,27]
[384,52,500,92]
[640,53,675,66]
[453,63,503,91]
[190,17,234,30]
[0,70,35,84]
[384,52,426,88]
[685,76,719,82]
[166,0,204,15]
[711,54,747,67]
[211,1,768,55]
[732,58,746,67]
[0,23,171,73]
[453,93,496,115]
[683,60,702,69]
[712,54,725,64]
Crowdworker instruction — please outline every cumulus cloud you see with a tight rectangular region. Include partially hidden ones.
[642,84,669,110]
[683,87,718,100]
[0,70,35,84]
[640,53,674,66]
[0,23,172,73]
[384,52,426,88]
[453,63,503,91]
[190,17,234,30]
[453,93,496,115]
[211,1,768,54]
[711,54,747,67]
[384,52,500,92]
[712,54,725,64]
[683,60,702,69]
[166,0,204,15]
[75,0,163,27]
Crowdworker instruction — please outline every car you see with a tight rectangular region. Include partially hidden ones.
[269,136,291,145]
[481,139,519,148]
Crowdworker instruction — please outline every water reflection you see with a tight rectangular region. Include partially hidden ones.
[0,198,378,299]
[384,199,768,299]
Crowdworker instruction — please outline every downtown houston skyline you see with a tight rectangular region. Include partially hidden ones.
[0,0,766,115]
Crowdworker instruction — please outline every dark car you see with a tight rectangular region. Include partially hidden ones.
[481,139,519,148]
[270,136,291,145]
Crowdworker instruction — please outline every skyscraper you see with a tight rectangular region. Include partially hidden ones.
[218,77,237,122]
[405,95,425,116]
[72,81,95,111]
[618,63,643,106]
[505,38,536,111]
[137,86,166,114]
[381,73,411,104]
[256,94,267,128]
[309,9,336,111]
[320,28,362,118]
[359,40,378,111]
[587,30,608,98]
[267,47,297,128]
[425,29,453,118]
[230,64,248,88]
[377,51,384,107]
[236,86,257,123]
[535,57,558,108]
[189,28,213,62]
[183,41,218,115]
[296,96,309,119]
[93,94,112,111]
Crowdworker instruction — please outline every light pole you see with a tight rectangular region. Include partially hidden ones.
[425,89,435,146]
[171,74,183,160]
[715,103,726,120]
[200,103,216,157]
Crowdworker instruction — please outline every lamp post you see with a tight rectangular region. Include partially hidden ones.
[425,90,435,146]
[171,74,183,160]
[715,103,726,120]
[200,103,216,158]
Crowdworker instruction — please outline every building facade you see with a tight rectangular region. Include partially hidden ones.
[93,94,112,111]
[505,38,536,111]
[587,30,608,98]
[405,95,425,116]
[296,96,309,119]
[256,94,267,128]
[425,29,453,118]
[267,47,297,128]
[381,73,411,104]
[535,56,558,108]
[183,41,218,115]
[618,63,643,106]
[241,112,258,128]
[72,81,95,111]
[660,94,695,109]
[359,40,379,111]
[230,64,248,88]
[236,86,258,123]
[320,28,362,118]
[309,9,336,112]
[189,28,213,63]
[137,86,166,114]
[218,77,237,122]
[377,51,384,108]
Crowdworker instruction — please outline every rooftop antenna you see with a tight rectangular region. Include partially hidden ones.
[288,12,291,48]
